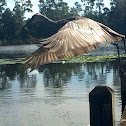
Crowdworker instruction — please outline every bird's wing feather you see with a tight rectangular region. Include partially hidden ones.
[42,18,121,55]
[24,43,99,72]
[24,18,124,71]
[97,22,125,39]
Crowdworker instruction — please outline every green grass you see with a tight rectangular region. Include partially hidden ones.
[61,54,126,63]
[0,54,126,65]
[0,59,20,65]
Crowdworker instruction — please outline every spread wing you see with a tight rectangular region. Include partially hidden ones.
[24,18,125,71]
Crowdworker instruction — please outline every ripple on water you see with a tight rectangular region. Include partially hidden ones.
[0,61,122,126]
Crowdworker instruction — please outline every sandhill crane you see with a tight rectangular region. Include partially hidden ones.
[23,13,125,71]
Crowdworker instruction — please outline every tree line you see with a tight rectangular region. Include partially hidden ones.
[0,0,126,46]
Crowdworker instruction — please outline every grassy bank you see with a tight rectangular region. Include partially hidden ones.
[0,54,126,65]
[61,54,126,63]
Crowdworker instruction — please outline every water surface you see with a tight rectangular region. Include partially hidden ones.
[0,42,124,58]
[0,61,122,126]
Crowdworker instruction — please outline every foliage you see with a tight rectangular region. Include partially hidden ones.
[108,0,126,34]
[0,0,126,46]
[38,0,80,20]
[0,0,6,17]
[1,54,126,65]
[63,54,126,63]
[0,0,33,45]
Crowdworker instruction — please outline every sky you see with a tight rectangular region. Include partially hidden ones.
[5,0,110,18]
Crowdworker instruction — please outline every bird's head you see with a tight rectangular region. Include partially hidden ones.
[23,13,54,28]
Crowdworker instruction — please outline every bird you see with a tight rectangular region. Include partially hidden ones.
[23,13,125,72]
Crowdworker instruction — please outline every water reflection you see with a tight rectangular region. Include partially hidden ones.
[0,64,37,89]
[38,61,119,87]
[0,61,120,94]
[0,61,122,126]
[38,63,84,87]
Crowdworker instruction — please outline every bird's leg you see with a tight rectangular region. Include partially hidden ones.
[122,37,126,54]
[112,43,122,70]
[112,43,120,58]
[111,43,126,77]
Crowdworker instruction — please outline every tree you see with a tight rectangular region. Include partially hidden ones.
[39,0,72,20]
[109,0,126,34]
[70,2,83,16]
[13,0,33,44]
[74,2,82,14]
[0,0,33,45]
[39,0,58,20]
[13,0,33,23]
[1,8,15,45]
[95,0,104,15]
[102,7,110,26]
[70,7,79,16]
[56,0,71,19]
[0,0,6,17]
[80,0,94,15]
[0,0,6,43]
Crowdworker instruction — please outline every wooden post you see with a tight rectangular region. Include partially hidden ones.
[89,86,115,126]
[120,73,126,113]
[122,38,126,54]
[120,58,126,113]
[119,106,126,126]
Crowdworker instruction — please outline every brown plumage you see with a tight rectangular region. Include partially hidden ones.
[23,13,125,72]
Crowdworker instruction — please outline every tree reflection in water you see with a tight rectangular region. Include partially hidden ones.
[0,60,122,126]
[0,60,120,91]
[38,60,119,88]
[0,64,37,90]
[38,63,84,88]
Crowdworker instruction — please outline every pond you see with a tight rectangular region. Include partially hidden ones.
[0,61,122,126]
[0,41,125,59]
[0,44,124,126]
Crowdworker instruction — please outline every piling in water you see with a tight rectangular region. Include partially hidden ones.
[89,86,115,126]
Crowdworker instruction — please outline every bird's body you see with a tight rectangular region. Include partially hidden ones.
[24,13,125,71]
[25,13,81,38]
